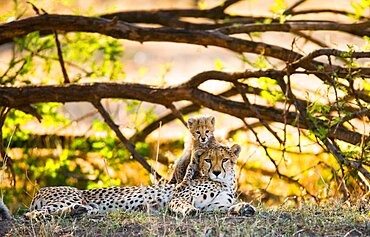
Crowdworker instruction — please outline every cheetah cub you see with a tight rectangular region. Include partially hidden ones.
[168,115,220,184]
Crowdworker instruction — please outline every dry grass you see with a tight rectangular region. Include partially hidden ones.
[1,202,369,237]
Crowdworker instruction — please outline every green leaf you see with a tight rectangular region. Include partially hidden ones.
[351,0,370,19]
[197,1,207,10]
[92,141,106,149]
[214,59,224,71]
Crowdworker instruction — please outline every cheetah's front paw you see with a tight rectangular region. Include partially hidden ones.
[228,202,256,216]
[70,204,89,217]
[184,206,200,216]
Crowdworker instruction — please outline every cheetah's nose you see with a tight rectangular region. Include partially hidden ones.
[213,170,221,176]
[201,137,206,142]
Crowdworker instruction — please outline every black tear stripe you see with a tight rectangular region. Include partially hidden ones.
[207,163,212,174]
[221,162,226,174]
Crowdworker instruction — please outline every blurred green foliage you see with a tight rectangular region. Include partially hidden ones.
[0,1,157,211]
[0,0,369,214]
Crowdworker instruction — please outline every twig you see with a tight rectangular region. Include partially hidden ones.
[234,82,283,144]
[327,55,341,118]
[53,29,70,83]
[239,117,317,202]
[284,0,307,15]
[0,107,15,186]
[210,0,242,13]
[153,121,162,184]
[290,9,370,20]
[28,2,70,84]
[167,104,187,127]
[92,100,162,179]
[29,48,91,75]
[293,31,329,48]
[276,70,370,181]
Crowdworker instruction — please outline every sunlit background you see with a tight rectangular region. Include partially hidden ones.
[0,0,369,213]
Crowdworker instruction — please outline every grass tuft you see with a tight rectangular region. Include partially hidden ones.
[1,201,369,236]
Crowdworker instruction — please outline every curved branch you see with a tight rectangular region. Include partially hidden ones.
[291,49,370,69]
[180,69,285,88]
[0,82,364,145]
[0,14,302,63]
[1,14,370,84]
[291,9,370,20]
[216,21,370,37]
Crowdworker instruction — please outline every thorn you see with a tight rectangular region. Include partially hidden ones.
[41,8,48,15]
[26,1,40,15]
[111,16,118,25]
[107,16,118,28]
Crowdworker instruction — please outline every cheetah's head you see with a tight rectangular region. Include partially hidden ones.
[196,144,241,183]
[187,115,215,144]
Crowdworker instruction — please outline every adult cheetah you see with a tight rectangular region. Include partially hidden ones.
[1,144,255,219]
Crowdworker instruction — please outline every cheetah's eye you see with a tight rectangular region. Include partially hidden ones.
[196,131,201,134]
[222,158,229,163]
[204,159,211,163]
[205,130,209,134]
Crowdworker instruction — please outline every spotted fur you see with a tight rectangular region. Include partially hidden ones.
[169,144,255,216]
[168,115,220,184]
[23,145,255,219]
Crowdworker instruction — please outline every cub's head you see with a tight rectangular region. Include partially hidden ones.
[187,115,215,144]
[195,144,241,183]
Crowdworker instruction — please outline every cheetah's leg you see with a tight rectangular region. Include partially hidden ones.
[24,202,92,219]
[168,197,199,216]
[178,161,197,186]
[24,209,50,219]
[228,202,256,216]
[177,149,205,187]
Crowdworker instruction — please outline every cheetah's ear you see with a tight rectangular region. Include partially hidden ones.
[208,116,215,126]
[187,118,195,129]
[230,144,241,158]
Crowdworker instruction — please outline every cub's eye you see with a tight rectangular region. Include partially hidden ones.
[204,159,211,163]
[196,131,201,134]
[222,158,229,163]
[205,130,209,134]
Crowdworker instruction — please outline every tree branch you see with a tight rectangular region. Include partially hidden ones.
[0,81,365,145]
[92,101,161,179]
[1,14,369,83]
[0,14,303,63]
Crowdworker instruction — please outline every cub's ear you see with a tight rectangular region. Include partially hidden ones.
[230,144,241,157]
[187,118,195,128]
[208,116,215,126]
[193,149,205,159]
